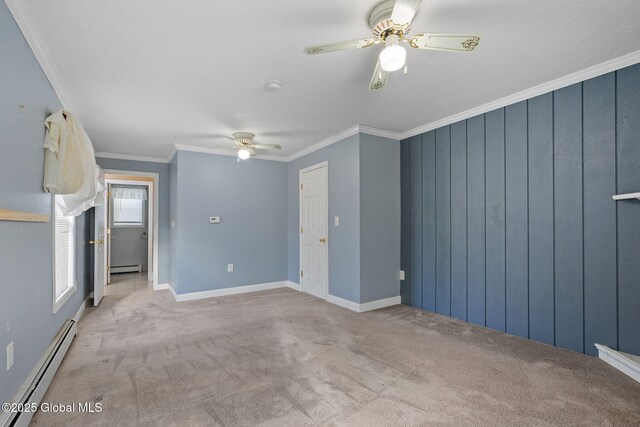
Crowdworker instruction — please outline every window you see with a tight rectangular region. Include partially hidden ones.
[112,198,145,227]
[53,195,76,312]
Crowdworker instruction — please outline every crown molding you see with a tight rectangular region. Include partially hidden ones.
[95,152,169,164]
[284,126,360,162]
[173,144,288,162]
[396,49,640,140]
[5,0,72,109]
[358,125,401,140]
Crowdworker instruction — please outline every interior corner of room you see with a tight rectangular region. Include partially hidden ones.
[1,0,640,425]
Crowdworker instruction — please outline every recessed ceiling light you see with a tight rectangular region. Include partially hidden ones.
[266,80,282,91]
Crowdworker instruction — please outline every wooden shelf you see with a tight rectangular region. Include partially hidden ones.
[612,192,640,201]
[0,208,49,223]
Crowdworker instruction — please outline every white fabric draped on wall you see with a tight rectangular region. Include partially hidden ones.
[43,109,102,216]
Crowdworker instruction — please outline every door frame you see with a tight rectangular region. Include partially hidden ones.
[299,161,329,299]
[104,170,159,288]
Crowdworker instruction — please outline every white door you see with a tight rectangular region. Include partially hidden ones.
[300,163,328,299]
[93,189,107,306]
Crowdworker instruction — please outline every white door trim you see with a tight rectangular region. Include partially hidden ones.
[299,161,329,300]
[104,170,159,288]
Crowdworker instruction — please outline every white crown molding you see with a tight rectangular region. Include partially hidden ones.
[358,125,401,141]
[5,0,72,109]
[284,126,360,162]
[95,151,169,164]
[396,49,640,140]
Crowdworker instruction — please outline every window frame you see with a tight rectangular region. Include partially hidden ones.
[52,195,77,313]
[110,196,146,229]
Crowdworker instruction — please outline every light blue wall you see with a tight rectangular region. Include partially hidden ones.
[287,135,361,302]
[169,153,179,290]
[359,134,401,303]
[172,151,288,294]
[401,64,640,356]
[95,157,171,284]
[0,1,92,405]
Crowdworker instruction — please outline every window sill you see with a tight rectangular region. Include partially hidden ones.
[53,284,77,314]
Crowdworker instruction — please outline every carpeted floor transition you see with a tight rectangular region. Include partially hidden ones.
[31,287,640,426]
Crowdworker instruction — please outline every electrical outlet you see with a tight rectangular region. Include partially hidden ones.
[399,270,405,281]
[227,264,234,273]
[334,216,340,226]
[171,220,175,229]
[7,341,14,371]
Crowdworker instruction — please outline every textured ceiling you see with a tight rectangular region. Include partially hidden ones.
[10,0,640,159]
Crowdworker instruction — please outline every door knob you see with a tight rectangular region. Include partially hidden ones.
[319,238,326,243]
[89,240,104,245]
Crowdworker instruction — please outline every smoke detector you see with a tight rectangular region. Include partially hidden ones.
[266,80,282,91]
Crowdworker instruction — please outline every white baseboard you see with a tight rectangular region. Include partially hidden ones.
[73,293,92,323]
[168,280,291,302]
[286,281,301,291]
[595,344,640,383]
[327,294,401,313]
[153,282,170,291]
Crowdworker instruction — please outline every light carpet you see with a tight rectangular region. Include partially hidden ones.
[31,287,640,426]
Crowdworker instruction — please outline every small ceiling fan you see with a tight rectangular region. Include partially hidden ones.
[303,0,480,90]
[232,132,281,160]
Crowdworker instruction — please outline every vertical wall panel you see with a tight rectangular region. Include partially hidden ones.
[400,65,640,355]
[617,65,640,355]
[422,131,437,311]
[583,73,617,356]
[485,109,506,332]
[505,101,529,338]
[467,116,486,326]
[553,83,584,353]
[435,127,451,315]
[450,122,468,321]
[527,93,555,345]
[400,139,411,305]
[408,135,423,308]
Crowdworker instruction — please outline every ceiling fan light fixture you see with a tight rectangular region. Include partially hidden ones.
[379,35,406,72]
[237,148,251,160]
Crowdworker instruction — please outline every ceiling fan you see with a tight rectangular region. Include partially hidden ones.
[303,0,480,90]
[232,132,281,160]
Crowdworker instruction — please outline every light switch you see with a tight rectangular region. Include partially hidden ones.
[399,270,405,281]
[334,216,340,226]
[210,216,221,224]
[227,264,234,273]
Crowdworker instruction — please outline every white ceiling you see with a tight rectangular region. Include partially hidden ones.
[9,0,640,160]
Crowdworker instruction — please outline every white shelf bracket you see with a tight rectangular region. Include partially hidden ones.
[612,192,640,201]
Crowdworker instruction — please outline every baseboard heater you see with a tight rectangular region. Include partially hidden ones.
[110,264,142,274]
[1,319,77,427]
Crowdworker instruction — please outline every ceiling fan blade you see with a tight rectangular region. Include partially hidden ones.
[253,144,282,150]
[369,60,389,91]
[304,38,376,55]
[391,0,422,27]
[409,33,480,52]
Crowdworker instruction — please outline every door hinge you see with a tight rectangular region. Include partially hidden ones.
[300,227,303,233]
[300,270,303,277]
[300,183,303,190]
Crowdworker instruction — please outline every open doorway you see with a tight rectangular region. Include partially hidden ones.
[102,171,159,295]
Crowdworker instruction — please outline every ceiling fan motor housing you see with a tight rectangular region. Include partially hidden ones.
[369,0,410,39]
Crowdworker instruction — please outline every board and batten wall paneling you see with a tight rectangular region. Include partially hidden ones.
[450,121,468,321]
[435,127,452,316]
[466,116,486,326]
[421,131,436,311]
[505,101,529,339]
[400,63,640,355]
[617,65,640,356]
[583,73,617,356]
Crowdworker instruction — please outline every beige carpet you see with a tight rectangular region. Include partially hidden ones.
[31,287,640,426]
